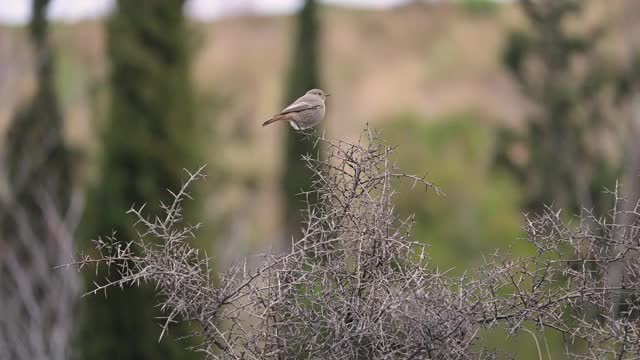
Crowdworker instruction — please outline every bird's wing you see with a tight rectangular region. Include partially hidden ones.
[280,101,321,115]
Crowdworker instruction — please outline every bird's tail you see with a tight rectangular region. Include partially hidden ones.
[262,114,288,127]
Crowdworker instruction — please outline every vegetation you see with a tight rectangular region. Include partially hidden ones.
[455,0,501,15]
[282,0,323,246]
[4,0,71,216]
[74,129,640,359]
[499,0,623,215]
[385,113,524,271]
[3,2,640,359]
[76,1,201,359]
[0,1,79,359]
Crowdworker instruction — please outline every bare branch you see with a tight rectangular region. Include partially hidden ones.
[72,127,640,359]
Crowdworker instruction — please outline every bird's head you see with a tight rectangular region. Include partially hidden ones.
[307,88,330,100]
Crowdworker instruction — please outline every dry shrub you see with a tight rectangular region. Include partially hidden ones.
[71,128,640,359]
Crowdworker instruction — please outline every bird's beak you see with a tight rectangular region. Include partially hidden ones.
[325,93,331,97]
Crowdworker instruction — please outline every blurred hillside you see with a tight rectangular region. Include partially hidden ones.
[0,3,526,247]
[0,3,531,141]
[0,1,631,257]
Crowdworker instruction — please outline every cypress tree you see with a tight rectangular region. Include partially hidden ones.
[77,1,201,359]
[498,0,632,322]
[282,0,322,247]
[498,0,621,215]
[4,0,70,214]
[1,1,74,357]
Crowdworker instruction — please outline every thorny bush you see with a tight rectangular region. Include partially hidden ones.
[70,128,640,359]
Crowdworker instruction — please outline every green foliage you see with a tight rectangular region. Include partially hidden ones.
[455,0,500,15]
[499,0,622,214]
[77,1,201,359]
[1,3,74,358]
[4,0,71,216]
[385,113,576,358]
[385,113,525,272]
[477,323,576,359]
[283,0,322,240]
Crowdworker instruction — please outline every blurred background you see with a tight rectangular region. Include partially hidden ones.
[1,0,640,359]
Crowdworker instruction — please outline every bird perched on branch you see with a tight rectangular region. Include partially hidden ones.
[262,89,329,130]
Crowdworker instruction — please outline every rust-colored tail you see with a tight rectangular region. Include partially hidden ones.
[262,114,289,127]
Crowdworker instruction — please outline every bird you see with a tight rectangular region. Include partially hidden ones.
[262,89,329,130]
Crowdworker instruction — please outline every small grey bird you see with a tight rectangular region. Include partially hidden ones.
[262,89,329,130]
